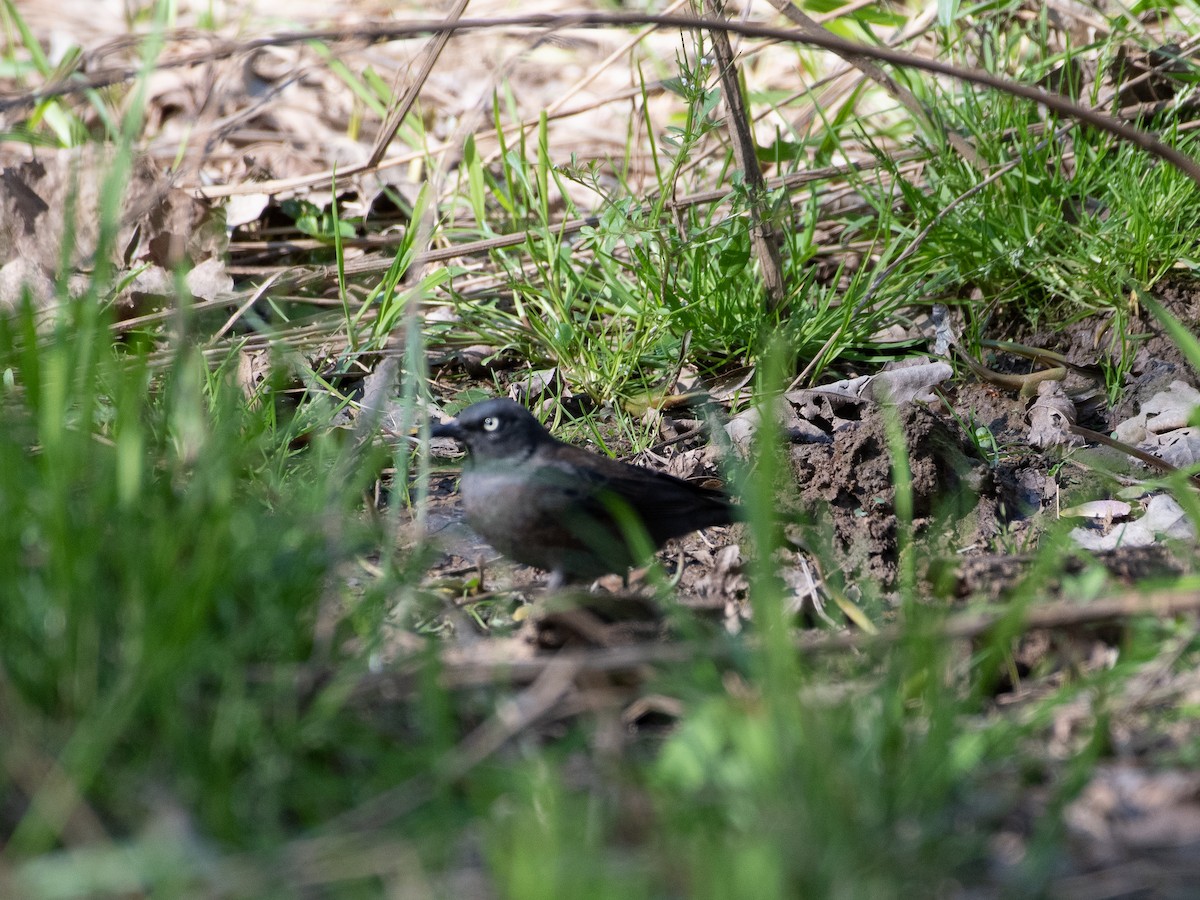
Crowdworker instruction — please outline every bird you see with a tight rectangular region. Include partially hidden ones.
[431,398,737,587]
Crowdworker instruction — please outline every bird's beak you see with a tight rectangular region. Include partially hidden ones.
[430,418,463,441]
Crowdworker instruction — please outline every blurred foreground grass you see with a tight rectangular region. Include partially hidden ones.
[0,293,1178,898]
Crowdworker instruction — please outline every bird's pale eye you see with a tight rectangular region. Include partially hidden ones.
[482,416,500,432]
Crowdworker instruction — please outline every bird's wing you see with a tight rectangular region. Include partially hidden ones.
[537,444,733,526]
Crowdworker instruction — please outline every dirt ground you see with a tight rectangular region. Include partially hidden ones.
[416,280,1200,895]
[424,281,1200,604]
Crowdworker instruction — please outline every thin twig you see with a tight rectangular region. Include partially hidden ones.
[353,586,1200,692]
[366,0,471,168]
[333,655,583,832]
[6,14,1198,184]
[703,0,787,310]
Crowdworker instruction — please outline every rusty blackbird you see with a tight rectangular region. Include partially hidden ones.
[431,398,736,587]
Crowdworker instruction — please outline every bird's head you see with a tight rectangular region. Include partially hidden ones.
[430,398,550,464]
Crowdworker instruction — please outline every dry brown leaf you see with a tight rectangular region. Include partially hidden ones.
[1070,494,1194,551]
[1027,380,1083,449]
